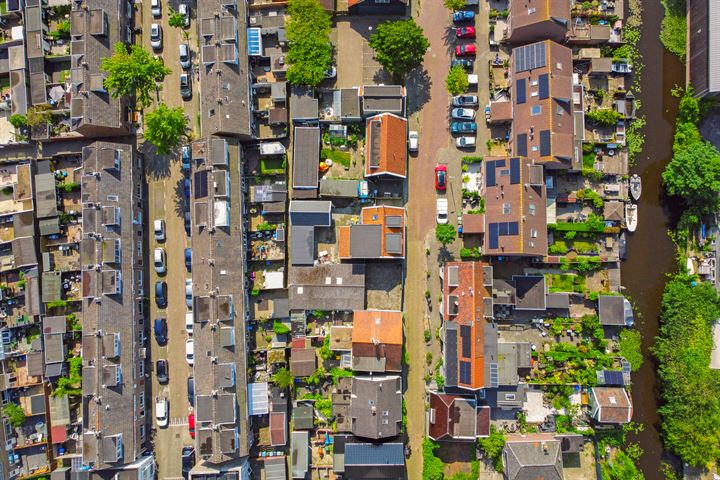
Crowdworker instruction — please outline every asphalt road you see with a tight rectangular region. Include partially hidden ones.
[138,0,200,477]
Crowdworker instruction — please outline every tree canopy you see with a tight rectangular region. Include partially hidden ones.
[478,426,506,472]
[655,274,720,467]
[369,19,429,77]
[444,0,466,10]
[168,9,186,28]
[662,140,720,213]
[446,64,469,95]
[2,402,25,427]
[272,367,294,389]
[286,0,333,86]
[144,103,187,155]
[435,224,456,246]
[101,43,171,108]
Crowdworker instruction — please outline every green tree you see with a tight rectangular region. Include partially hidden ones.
[319,335,333,360]
[144,103,187,155]
[8,114,26,129]
[369,19,429,77]
[272,367,295,389]
[435,224,456,246]
[2,402,26,427]
[101,43,171,108]
[478,426,506,472]
[307,366,326,385]
[586,108,622,126]
[422,438,444,480]
[285,0,333,86]
[601,450,644,480]
[168,9,186,28]
[662,141,720,213]
[49,20,71,39]
[444,0,466,10]
[618,329,643,372]
[445,64,469,95]
[273,320,291,335]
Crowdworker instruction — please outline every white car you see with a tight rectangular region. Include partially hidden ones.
[154,219,165,242]
[185,339,194,365]
[185,311,194,335]
[185,278,193,308]
[456,136,476,148]
[155,397,169,428]
[179,43,190,70]
[154,248,166,274]
[436,198,449,224]
[150,23,162,50]
[150,0,161,18]
[451,108,476,120]
[408,131,418,152]
[452,95,479,107]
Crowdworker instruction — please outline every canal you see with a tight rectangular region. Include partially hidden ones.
[622,0,684,475]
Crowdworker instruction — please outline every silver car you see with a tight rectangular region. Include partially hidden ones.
[150,23,162,50]
[179,43,190,69]
[451,108,476,120]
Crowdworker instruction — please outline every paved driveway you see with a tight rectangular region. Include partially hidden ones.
[335,16,393,88]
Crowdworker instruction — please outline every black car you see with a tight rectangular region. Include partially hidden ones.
[155,281,168,308]
[184,211,191,236]
[180,73,192,100]
[156,359,169,384]
[154,318,168,346]
[187,376,195,406]
[451,58,473,71]
[182,446,195,478]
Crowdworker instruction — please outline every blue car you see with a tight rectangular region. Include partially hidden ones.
[450,122,478,134]
[181,145,191,173]
[453,10,474,22]
[183,178,191,199]
[185,248,192,272]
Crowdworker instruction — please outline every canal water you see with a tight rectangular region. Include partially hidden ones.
[621,0,684,475]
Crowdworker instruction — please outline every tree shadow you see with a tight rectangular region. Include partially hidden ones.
[406,68,432,116]
[442,25,456,56]
[142,142,175,181]
[171,178,187,220]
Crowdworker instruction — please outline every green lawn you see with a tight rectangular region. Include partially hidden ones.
[260,156,286,175]
[547,273,586,294]
[321,148,351,168]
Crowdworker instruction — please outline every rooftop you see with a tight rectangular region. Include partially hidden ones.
[288,263,366,311]
[352,310,403,373]
[338,205,406,259]
[349,375,402,440]
[364,113,407,179]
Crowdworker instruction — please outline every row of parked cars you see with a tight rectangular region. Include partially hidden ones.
[149,0,193,101]
[450,9,479,148]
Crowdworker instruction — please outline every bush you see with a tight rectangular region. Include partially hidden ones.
[618,329,643,372]
[460,247,481,258]
[319,335,333,360]
[422,439,444,480]
[586,108,622,126]
[273,321,290,335]
[435,224,456,246]
[462,156,483,164]
[446,64,469,96]
[2,402,25,427]
[478,426,506,472]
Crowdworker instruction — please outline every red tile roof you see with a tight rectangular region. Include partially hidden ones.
[352,310,403,372]
[339,205,406,259]
[428,393,488,441]
[270,412,287,446]
[364,113,407,178]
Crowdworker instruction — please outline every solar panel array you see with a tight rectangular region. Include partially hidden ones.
[539,130,551,156]
[488,221,520,249]
[510,157,521,185]
[460,325,472,358]
[514,41,547,73]
[516,133,528,157]
[485,159,506,187]
[516,78,527,104]
[538,73,550,100]
[603,370,625,386]
[459,361,472,385]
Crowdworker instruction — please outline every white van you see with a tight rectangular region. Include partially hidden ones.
[185,311,194,335]
[155,397,169,427]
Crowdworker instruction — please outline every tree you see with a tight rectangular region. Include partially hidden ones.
[478,426,506,472]
[8,114,26,129]
[272,367,294,389]
[101,43,171,108]
[422,439,444,480]
[435,224,457,246]
[444,0,466,10]
[273,320,291,335]
[585,108,622,127]
[446,64,469,95]
[2,402,26,428]
[168,9,186,28]
[319,335,333,360]
[144,103,187,155]
[285,0,333,86]
[306,366,326,386]
[369,19,429,77]
[662,141,720,213]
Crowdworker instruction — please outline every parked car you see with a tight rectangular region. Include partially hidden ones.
[183,177,191,198]
[456,26,476,38]
[179,43,190,69]
[452,95,479,107]
[408,131,418,152]
[188,412,195,439]
[155,281,168,308]
[436,198,448,224]
[456,136,476,148]
[182,446,195,477]
[187,376,195,406]
[179,73,192,100]
[186,311,194,335]
[184,247,192,271]
[450,122,477,134]
[451,108,476,120]
[150,0,161,18]
[455,44,476,56]
[154,318,168,346]
[453,10,475,22]
[185,339,194,365]
[184,211,191,236]
[181,146,191,173]
[154,219,166,242]
[178,3,190,27]
[153,248,166,274]
[185,278,193,308]
[150,24,162,50]
[435,165,447,191]
[156,359,168,384]
[155,397,169,428]
[451,58,473,71]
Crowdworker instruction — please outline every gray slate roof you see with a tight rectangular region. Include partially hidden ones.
[503,439,563,480]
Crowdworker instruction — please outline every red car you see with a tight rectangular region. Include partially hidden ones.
[188,413,195,439]
[455,44,477,56]
[456,26,476,38]
[435,165,447,191]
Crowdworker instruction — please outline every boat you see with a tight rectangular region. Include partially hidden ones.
[625,203,638,232]
[629,174,642,201]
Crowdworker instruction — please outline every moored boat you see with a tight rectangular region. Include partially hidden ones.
[629,174,642,201]
[625,203,638,232]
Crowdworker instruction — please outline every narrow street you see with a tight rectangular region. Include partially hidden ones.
[138,0,200,477]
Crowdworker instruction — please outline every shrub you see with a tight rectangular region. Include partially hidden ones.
[478,426,506,472]
[272,367,294,389]
[618,329,643,372]
[2,402,25,427]
[273,321,290,335]
[586,108,622,126]
[446,64,469,95]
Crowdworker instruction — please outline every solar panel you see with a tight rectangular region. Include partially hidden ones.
[486,160,497,187]
[516,78,526,104]
[603,370,625,386]
[489,363,499,388]
[539,130,551,157]
[489,222,499,249]
[499,222,508,236]
[510,157,520,185]
[460,325,471,358]
[508,221,519,235]
[459,361,472,385]
[194,170,208,199]
[514,41,547,73]
[495,159,506,168]
[538,73,549,100]
[516,134,528,157]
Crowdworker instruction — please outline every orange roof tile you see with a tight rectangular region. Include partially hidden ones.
[352,310,403,345]
[365,113,407,178]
